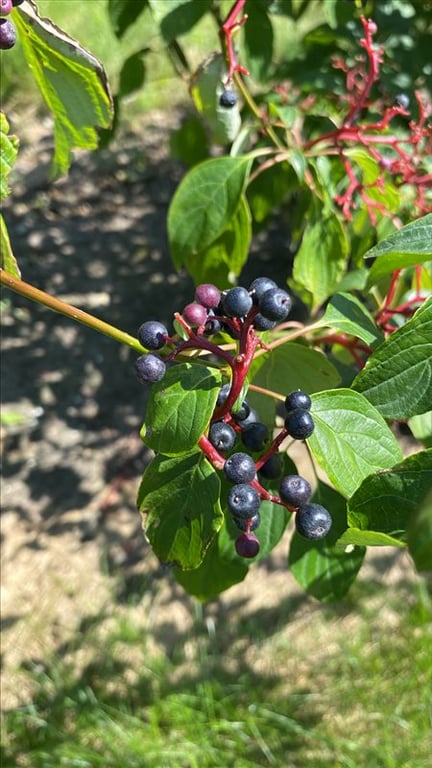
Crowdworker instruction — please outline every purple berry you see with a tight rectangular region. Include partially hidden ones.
[0,17,16,47]
[222,287,253,318]
[235,532,260,558]
[209,421,237,453]
[259,288,292,321]
[285,390,312,413]
[295,503,332,540]
[137,320,168,350]
[0,0,13,16]
[279,475,312,507]
[284,409,315,440]
[227,483,260,518]
[194,283,221,309]
[224,452,256,484]
[135,354,166,384]
[182,302,208,327]
[219,89,237,108]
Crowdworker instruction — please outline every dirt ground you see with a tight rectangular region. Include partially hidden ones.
[1,112,422,712]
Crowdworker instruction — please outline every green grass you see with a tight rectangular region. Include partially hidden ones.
[2,580,431,768]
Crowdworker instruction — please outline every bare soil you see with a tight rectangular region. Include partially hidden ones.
[0,113,421,712]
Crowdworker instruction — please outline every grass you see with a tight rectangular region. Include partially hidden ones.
[2,577,431,768]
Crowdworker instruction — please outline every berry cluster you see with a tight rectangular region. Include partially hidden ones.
[0,0,22,50]
[135,279,332,559]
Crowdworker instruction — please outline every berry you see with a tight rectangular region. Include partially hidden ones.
[284,409,315,440]
[232,400,250,423]
[258,453,283,480]
[0,17,16,47]
[295,503,332,540]
[279,475,312,507]
[235,532,260,558]
[253,313,277,332]
[0,0,13,16]
[249,277,277,305]
[259,288,292,321]
[285,390,312,413]
[395,93,410,109]
[235,407,259,428]
[227,483,260,518]
[137,320,168,350]
[182,302,208,327]
[12,0,25,5]
[232,511,260,532]
[194,283,221,309]
[135,354,166,384]
[219,89,237,108]
[204,314,222,336]
[241,422,269,452]
[216,382,231,407]
[224,452,256,484]
[209,421,236,453]
[222,287,253,318]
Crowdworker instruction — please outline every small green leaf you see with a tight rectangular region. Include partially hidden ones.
[175,519,249,600]
[407,490,432,575]
[352,298,432,420]
[308,389,403,498]
[243,1,273,81]
[160,0,210,41]
[118,50,148,98]
[289,483,366,602]
[345,148,400,223]
[337,529,406,548]
[408,411,432,448]
[365,214,432,287]
[322,292,384,348]
[108,0,148,38]
[348,450,432,539]
[249,343,341,427]
[0,214,20,278]
[138,452,223,569]
[169,115,209,168]
[289,207,349,310]
[0,113,19,202]
[15,2,113,178]
[168,156,251,269]
[141,363,222,456]
[183,195,251,286]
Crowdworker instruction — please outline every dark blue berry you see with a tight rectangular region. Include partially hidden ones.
[259,288,292,321]
[295,503,332,540]
[227,483,260,518]
[195,283,221,309]
[209,421,237,453]
[135,354,166,384]
[235,407,259,428]
[224,452,256,484]
[235,532,260,558]
[279,475,312,507]
[284,409,315,440]
[137,320,168,350]
[232,511,260,532]
[253,314,277,331]
[248,277,277,305]
[204,313,222,336]
[182,302,208,327]
[395,93,410,109]
[217,383,231,407]
[258,453,283,480]
[285,390,312,413]
[219,89,237,108]
[0,18,16,48]
[232,400,250,423]
[241,422,269,452]
[222,287,253,318]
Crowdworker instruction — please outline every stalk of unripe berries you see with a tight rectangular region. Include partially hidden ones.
[134,278,332,559]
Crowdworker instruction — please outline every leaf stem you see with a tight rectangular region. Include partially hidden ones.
[0,268,144,353]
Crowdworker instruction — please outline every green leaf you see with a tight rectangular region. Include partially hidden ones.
[308,389,403,498]
[248,498,290,561]
[337,528,406,548]
[289,207,349,310]
[0,214,20,278]
[190,54,242,145]
[15,2,113,178]
[169,115,209,168]
[174,519,249,600]
[138,452,223,569]
[249,343,341,427]
[322,292,384,348]
[348,450,432,540]
[168,156,251,269]
[365,214,432,287]
[408,411,432,448]
[345,148,400,224]
[108,0,148,38]
[0,113,19,202]
[183,195,251,286]
[407,490,432,575]
[246,160,295,225]
[118,50,148,98]
[141,363,222,456]
[352,298,432,420]
[289,483,366,602]
[160,0,210,41]
[243,0,274,81]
